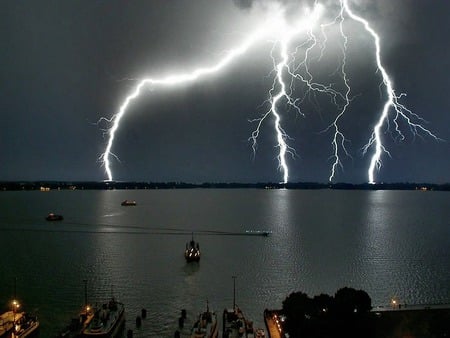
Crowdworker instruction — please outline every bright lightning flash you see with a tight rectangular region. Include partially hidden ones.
[99,25,266,182]
[99,1,439,184]
[342,0,440,183]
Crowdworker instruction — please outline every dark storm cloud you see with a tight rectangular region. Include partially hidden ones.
[233,0,254,10]
[233,0,317,12]
[0,1,448,183]
[233,0,316,8]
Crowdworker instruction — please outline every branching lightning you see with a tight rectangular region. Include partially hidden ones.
[341,0,440,183]
[99,0,439,184]
[249,4,324,183]
[99,28,266,181]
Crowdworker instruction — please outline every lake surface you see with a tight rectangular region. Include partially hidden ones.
[0,189,449,337]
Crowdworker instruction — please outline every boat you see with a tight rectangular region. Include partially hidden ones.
[222,277,255,338]
[1,283,39,338]
[0,309,39,338]
[57,280,94,338]
[0,310,20,337]
[11,313,39,338]
[190,302,219,338]
[185,233,200,262]
[121,200,136,206]
[82,297,125,338]
[244,230,272,237]
[174,302,218,338]
[46,213,64,221]
[222,307,254,338]
[57,304,94,338]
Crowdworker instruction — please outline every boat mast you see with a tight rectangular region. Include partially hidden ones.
[12,277,19,324]
[14,277,17,302]
[232,276,236,311]
[83,279,88,308]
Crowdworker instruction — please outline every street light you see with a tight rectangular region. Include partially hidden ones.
[391,298,397,309]
[12,300,20,312]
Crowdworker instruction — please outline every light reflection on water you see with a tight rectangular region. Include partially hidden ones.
[0,189,449,336]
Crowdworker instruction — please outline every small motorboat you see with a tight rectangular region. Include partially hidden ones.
[46,213,63,221]
[121,200,137,206]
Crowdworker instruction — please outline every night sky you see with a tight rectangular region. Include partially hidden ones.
[1,0,449,184]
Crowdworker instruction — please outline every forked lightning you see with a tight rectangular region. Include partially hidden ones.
[99,0,438,184]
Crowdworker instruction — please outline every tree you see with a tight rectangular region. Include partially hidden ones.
[281,288,373,338]
[312,293,333,316]
[334,287,372,316]
[282,291,312,336]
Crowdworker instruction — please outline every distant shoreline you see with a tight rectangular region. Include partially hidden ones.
[0,181,449,191]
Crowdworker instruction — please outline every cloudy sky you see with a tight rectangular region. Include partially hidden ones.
[1,0,449,184]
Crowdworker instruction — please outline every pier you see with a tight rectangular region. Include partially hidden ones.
[264,310,283,338]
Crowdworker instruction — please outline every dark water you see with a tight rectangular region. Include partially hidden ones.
[0,189,449,337]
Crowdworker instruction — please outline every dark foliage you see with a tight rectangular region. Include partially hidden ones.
[333,287,372,315]
[282,291,312,337]
[281,287,374,338]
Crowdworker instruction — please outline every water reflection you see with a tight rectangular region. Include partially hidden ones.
[265,188,293,229]
[96,190,125,223]
[263,189,306,293]
[0,189,448,337]
[183,262,200,276]
[360,190,399,303]
[361,190,442,305]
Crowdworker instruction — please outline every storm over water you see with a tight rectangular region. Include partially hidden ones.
[0,189,449,336]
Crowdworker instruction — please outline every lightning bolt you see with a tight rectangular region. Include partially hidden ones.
[325,2,352,182]
[99,1,439,184]
[342,0,440,184]
[99,27,266,181]
[100,4,324,183]
[249,12,317,184]
[249,1,351,183]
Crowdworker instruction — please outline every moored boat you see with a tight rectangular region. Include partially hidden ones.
[57,304,94,338]
[57,280,94,338]
[0,310,20,337]
[222,307,253,338]
[82,297,125,338]
[174,302,218,338]
[1,284,39,338]
[190,302,218,338]
[222,277,255,338]
[11,313,39,338]
[185,233,200,262]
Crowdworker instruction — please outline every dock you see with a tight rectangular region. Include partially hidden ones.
[264,309,283,338]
